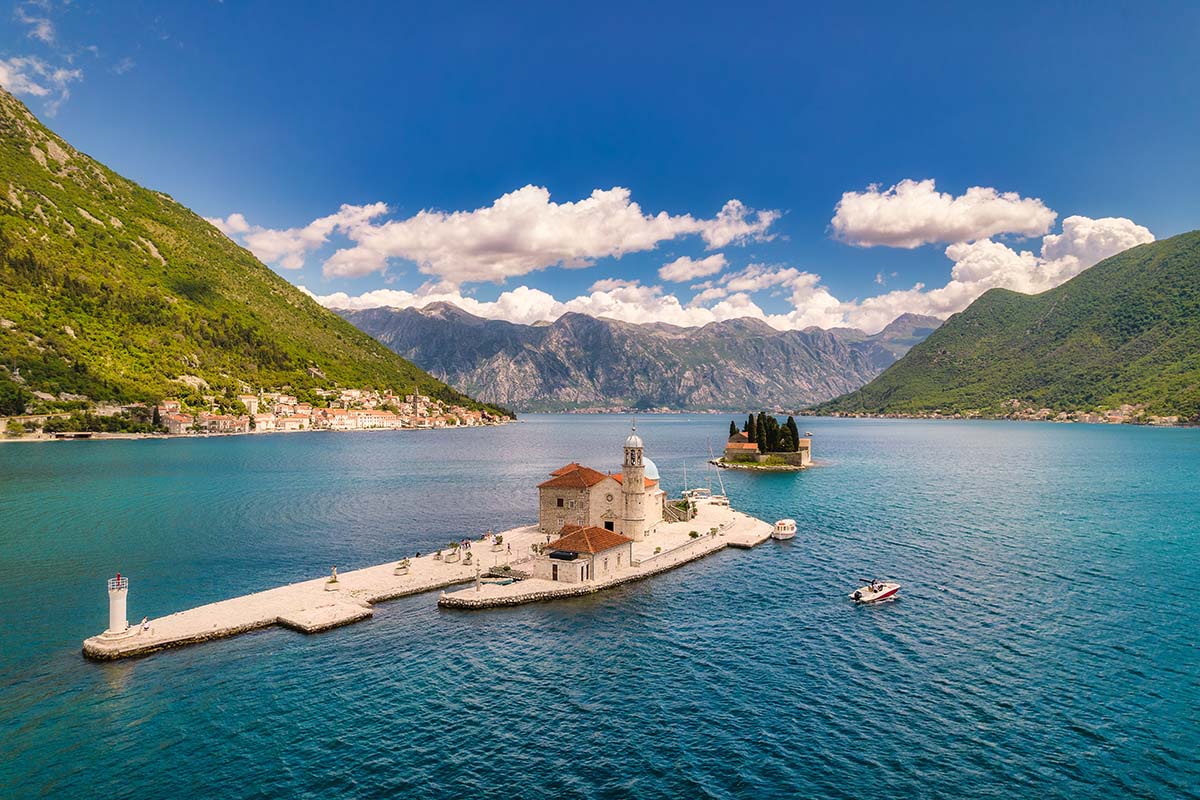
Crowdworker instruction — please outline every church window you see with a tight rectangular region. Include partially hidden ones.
[604,521,614,531]
[604,558,609,571]
[568,500,575,509]
[556,498,564,508]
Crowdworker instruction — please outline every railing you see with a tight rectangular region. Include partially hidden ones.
[108,577,128,591]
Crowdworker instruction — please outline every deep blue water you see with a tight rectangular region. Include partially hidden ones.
[0,415,1197,799]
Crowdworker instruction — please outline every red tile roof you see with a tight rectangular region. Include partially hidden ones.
[550,462,584,476]
[728,431,750,443]
[725,441,759,451]
[608,473,659,489]
[537,465,612,489]
[547,525,633,554]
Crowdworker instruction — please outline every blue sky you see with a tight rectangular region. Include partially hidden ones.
[3,1,1197,331]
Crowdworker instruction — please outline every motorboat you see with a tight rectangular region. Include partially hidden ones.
[850,579,900,603]
[772,519,797,539]
[805,431,813,436]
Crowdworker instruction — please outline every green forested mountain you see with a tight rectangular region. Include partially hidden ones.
[0,89,498,414]
[816,230,1200,420]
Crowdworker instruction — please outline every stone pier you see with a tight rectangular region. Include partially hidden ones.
[82,525,547,660]
[82,501,775,660]
[439,500,772,609]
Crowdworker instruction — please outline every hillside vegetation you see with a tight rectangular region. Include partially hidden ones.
[816,230,1200,420]
[0,88,500,414]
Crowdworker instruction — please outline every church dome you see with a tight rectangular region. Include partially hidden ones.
[624,431,644,449]
[643,457,660,481]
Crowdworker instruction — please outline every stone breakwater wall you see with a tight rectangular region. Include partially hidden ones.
[81,576,482,661]
[439,536,733,610]
[83,619,278,661]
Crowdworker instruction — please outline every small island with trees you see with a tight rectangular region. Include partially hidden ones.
[717,413,812,471]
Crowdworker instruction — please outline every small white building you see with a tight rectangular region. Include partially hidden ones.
[532,525,634,583]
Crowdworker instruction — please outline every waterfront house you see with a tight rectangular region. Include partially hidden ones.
[532,525,634,583]
[238,394,260,415]
[165,412,194,435]
[276,414,308,432]
[196,413,250,434]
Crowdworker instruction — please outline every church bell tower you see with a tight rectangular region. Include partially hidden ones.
[622,422,647,540]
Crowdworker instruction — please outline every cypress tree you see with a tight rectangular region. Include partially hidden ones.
[747,414,756,443]
[778,425,793,453]
[729,420,738,438]
[152,405,161,428]
[786,416,801,452]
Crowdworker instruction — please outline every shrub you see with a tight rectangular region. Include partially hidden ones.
[689,530,699,539]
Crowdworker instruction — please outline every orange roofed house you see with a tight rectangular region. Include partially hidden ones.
[536,425,666,542]
[532,525,634,583]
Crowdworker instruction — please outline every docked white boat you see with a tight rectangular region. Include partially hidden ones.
[772,518,797,540]
[850,579,900,603]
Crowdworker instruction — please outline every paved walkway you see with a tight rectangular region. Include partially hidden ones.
[82,525,547,660]
[83,501,774,659]
[439,500,772,609]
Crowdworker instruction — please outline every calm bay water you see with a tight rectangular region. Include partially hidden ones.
[0,415,1197,799]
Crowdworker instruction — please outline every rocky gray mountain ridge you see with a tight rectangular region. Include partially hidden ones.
[340,303,942,411]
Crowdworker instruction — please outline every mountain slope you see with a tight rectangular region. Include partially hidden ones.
[341,303,941,411]
[816,230,1200,419]
[0,89,497,413]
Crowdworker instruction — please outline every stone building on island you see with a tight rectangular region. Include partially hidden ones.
[531,525,634,583]
[536,425,666,540]
[723,426,812,467]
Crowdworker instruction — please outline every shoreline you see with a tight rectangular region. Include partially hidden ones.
[807,412,1195,428]
[0,420,513,444]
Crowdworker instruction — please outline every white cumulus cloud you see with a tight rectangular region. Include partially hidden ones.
[838,215,1155,332]
[831,178,1057,248]
[0,55,82,116]
[658,253,727,282]
[308,213,1152,335]
[208,203,388,270]
[233,186,779,283]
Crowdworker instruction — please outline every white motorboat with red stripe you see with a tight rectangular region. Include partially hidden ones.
[850,579,900,603]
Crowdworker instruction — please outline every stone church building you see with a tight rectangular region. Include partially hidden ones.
[537,426,666,541]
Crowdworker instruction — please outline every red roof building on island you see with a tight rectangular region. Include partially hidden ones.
[537,464,611,490]
[547,525,633,554]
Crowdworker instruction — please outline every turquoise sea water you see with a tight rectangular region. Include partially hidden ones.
[0,415,1197,799]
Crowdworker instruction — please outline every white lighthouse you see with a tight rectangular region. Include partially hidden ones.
[105,573,131,637]
[622,423,647,540]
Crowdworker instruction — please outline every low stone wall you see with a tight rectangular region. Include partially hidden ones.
[82,619,279,661]
[439,537,730,610]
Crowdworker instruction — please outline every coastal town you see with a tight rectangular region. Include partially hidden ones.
[2,386,506,440]
[158,388,499,435]
[815,399,1184,426]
